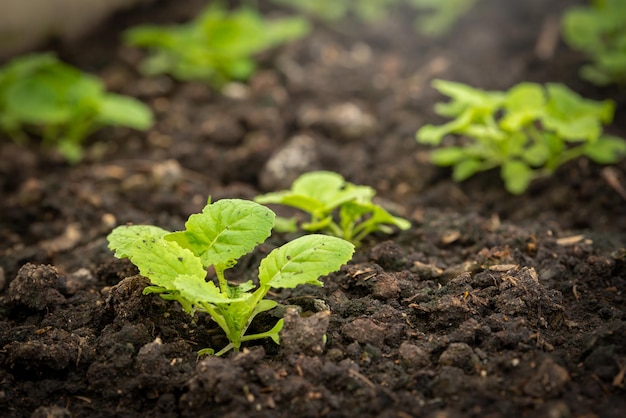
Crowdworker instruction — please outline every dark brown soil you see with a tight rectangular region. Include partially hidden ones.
[1,0,625,417]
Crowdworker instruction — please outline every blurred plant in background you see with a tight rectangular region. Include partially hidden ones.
[561,0,626,86]
[125,4,310,86]
[0,53,153,163]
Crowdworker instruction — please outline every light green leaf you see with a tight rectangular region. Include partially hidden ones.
[430,146,468,166]
[258,234,354,289]
[452,159,482,181]
[583,135,626,164]
[501,160,533,195]
[4,78,70,124]
[165,199,275,270]
[98,94,154,130]
[107,225,206,290]
[174,274,240,305]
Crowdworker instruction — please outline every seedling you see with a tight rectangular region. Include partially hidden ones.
[417,79,626,194]
[270,0,474,35]
[562,0,626,86]
[255,171,410,245]
[124,5,310,86]
[0,53,153,163]
[107,198,354,356]
[408,0,477,36]
[270,0,397,22]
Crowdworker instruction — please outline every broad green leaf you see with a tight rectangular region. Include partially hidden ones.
[5,78,70,124]
[107,225,170,258]
[165,199,275,269]
[98,94,154,129]
[258,234,354,289]
[501,83,545,131]
[292,171,345,202]
[107,225,206,290]
[583,135,626,164]
[523,142,550,166]
[501,160,533,195]
[452,159,482,181]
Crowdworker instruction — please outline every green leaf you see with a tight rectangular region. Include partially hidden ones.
[583,135,626,164]
[98,94,154,130]
[432,79,504,107]
[523,142,550,166]
[430,147,468,166]
[452,159,482,181]
[4,78,71,124]
[258,234,354,289]
[107,225,206,290]
[543,83,614,141]
[165,199,275,270]
[174,274,240,305]
[501,160,534,195]
[500,82,545,131]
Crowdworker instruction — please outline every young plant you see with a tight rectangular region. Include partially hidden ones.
[0,53,153,163]
[124,5,310,86]
[408,0,477,37]
[255,171,410,245]
[270,0,397,22]
[416,79,626,194]
[107,198,354,356]
[561,0,626,86]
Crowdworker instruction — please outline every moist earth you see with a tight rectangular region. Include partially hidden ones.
[1,0,626,417]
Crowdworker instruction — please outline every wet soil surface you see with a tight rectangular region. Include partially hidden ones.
[1,0,626,417]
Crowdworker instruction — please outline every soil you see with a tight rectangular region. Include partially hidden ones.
[1,0,626,417]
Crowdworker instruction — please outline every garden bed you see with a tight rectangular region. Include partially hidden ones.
[1,0,625,417]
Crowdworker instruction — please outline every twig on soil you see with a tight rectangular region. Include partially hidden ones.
[535,15,560,60]
[601,167,626,201]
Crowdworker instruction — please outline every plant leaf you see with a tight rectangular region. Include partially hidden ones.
[98,94,154,130]
[258,234,354,289]
[165,199,275,270]
[501,160,534,195]
[583,135,626,164]
[107,225,206,290]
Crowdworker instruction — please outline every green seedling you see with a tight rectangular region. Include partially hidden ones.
[124,5,310,86]
[417,79,626,194]
[270,0,474,35]
[255,171,410,245]
[0,53,153,163]
[562,0,626,86]
[107,198,354,356]
[408,0,477,36]
[270,0,397,22]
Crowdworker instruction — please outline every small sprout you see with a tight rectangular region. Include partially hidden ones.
[408,0,477,37]
[124,5,310,87]
[270,0,397,22]
[0,53,153,163]
[416,80,626,194]
[561,0,626,86]
[255,171,410,245]
[107,199,354,356]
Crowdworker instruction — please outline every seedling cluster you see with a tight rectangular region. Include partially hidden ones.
[417,80,626,194]
[0,53,153,163]
[124,5,310,86]
[107,199,354,356]
[562,0,626,86]
[255,171,410,245]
